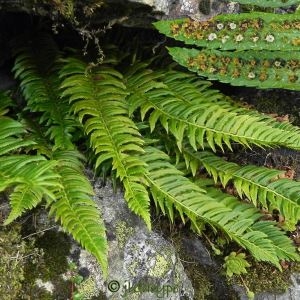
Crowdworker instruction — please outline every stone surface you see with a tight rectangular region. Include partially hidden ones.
[128,0,239,20]
[70,176,194,299]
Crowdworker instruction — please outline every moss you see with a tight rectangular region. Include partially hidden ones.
[20,229,72,299]
[0,224,27,300]
[229,261,299,294]
[115,221,134,249]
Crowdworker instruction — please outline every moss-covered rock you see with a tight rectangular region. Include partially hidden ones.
[0,225,27,299]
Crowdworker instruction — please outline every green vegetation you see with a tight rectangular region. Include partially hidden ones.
[224,0,300,8]
[1,0,300,291]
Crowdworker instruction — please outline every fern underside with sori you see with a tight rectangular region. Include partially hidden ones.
[154,11,300,91]
[1,32,300,276]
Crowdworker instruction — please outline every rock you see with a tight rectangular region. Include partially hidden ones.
[180,236,237,299]
[70,177,194,299]
[181,236,216,268]
[254,274,300,300]
[128,0,239,19]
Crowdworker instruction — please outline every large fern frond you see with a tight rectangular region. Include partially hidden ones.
[126,63,300,152]
[143,146,299,266]
[183,148,300,230]
[60,57,151,229]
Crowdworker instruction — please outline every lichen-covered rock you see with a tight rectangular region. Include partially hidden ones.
[71,177,194,299]
[128,0,239,19]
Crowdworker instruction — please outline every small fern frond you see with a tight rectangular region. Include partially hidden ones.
[184,149,300,229]
[60,57,151,229]
[49,150,108,277]
[224,252,250,277]
[126,63,300,152]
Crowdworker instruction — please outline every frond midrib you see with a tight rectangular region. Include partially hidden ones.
[133,89,287,145]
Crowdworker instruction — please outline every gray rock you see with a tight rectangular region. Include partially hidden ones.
[72,177,194,299]
[181,236,216,268]
[128,0,239,19]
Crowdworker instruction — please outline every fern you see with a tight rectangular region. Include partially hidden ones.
[3,33,300,277]
[59,57,151,229]
[198,180,299,262]
[49,150,108,276]
[154,13,300,51]
[143,147,298,267]
[224,252,250,277]
[154,10,300,91]
[182,148,300,230]
[126,63,300,151]
[168,47,300,91]
[10,44,109,276]
[12,35,78,150]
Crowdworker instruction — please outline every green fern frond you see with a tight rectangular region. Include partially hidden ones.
[13,40,78,150]
[159,70,300,137]
[143,147,299,266]
[168,47,300,91]
[9,44,109,276]
[198,180,299,262]
[49,150,108,277]
[183,149,300,229]
[126,63,300,152]
[60,57,151,229]
[142,146,231,226]
[2,156,60,224]
[154,13,300,51]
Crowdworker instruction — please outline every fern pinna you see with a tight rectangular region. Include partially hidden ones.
[2,34,300,277]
